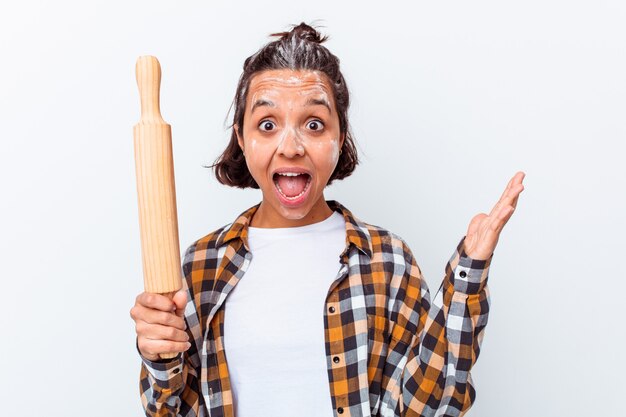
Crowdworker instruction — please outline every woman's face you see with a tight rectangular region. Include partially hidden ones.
[235,69,344,228]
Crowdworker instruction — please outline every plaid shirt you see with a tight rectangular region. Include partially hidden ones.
[139,200,492,417]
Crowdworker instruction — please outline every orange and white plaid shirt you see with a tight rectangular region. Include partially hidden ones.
[139,200,492,417]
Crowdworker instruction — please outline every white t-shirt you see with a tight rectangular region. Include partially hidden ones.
[223,210,346,417]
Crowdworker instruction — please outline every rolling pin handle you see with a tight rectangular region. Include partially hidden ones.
[135,55,166,124]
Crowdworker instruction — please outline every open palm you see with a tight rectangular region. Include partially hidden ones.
[463,171,525,260]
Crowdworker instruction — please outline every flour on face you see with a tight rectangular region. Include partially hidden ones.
[235,69,344,227]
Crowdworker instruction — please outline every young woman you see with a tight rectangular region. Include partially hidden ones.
[130,23,525,417]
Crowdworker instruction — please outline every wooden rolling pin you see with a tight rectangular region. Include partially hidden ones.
[133,56,182,359]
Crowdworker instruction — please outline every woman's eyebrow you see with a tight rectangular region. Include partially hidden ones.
[250,97,331,114]
[251,99,275,114]
[305,97,331,114]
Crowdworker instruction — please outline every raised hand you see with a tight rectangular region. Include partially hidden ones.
[462,171,525,260]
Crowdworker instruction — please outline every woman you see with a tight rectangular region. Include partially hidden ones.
[130,23,525,417]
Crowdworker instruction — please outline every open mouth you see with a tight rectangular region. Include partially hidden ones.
[272,172,312,201]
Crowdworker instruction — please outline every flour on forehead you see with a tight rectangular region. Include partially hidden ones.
[251,70,329,89]
[247,78,332,117]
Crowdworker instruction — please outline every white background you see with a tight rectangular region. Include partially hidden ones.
[1,1,624,416]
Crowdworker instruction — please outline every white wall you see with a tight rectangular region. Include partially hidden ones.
[1,1,624,415]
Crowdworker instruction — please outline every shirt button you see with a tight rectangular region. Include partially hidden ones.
[329,306,335,313]
[333,356,340,363]
[337,407,344,414]
[460,270,467,278]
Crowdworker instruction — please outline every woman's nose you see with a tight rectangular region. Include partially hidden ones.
[276,127,305,158]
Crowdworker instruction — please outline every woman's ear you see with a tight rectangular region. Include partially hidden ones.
[234,123,244,152]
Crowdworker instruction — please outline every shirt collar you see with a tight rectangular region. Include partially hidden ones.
[214,200,373,259]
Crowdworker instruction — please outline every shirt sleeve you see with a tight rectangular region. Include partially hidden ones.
[138,248,206,417]
[400,235,492,416]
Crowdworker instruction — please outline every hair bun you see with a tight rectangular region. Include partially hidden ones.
[270,22,328,44]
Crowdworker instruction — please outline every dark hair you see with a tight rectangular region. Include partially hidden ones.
[209,22,359,189]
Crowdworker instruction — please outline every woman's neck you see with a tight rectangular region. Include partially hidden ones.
[250,196,334,228]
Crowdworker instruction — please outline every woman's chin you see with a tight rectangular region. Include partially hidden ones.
[257,187,327,226]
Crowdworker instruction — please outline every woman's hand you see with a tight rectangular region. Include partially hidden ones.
[130,289,191,361]
[462,171,525,260]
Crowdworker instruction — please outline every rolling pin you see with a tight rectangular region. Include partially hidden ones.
[133,56,183,359]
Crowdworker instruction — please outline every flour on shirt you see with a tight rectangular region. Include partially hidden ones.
[223,210,346,417]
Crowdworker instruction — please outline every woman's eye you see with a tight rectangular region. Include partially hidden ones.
[307,120,324,131]
[259,120,275,131]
